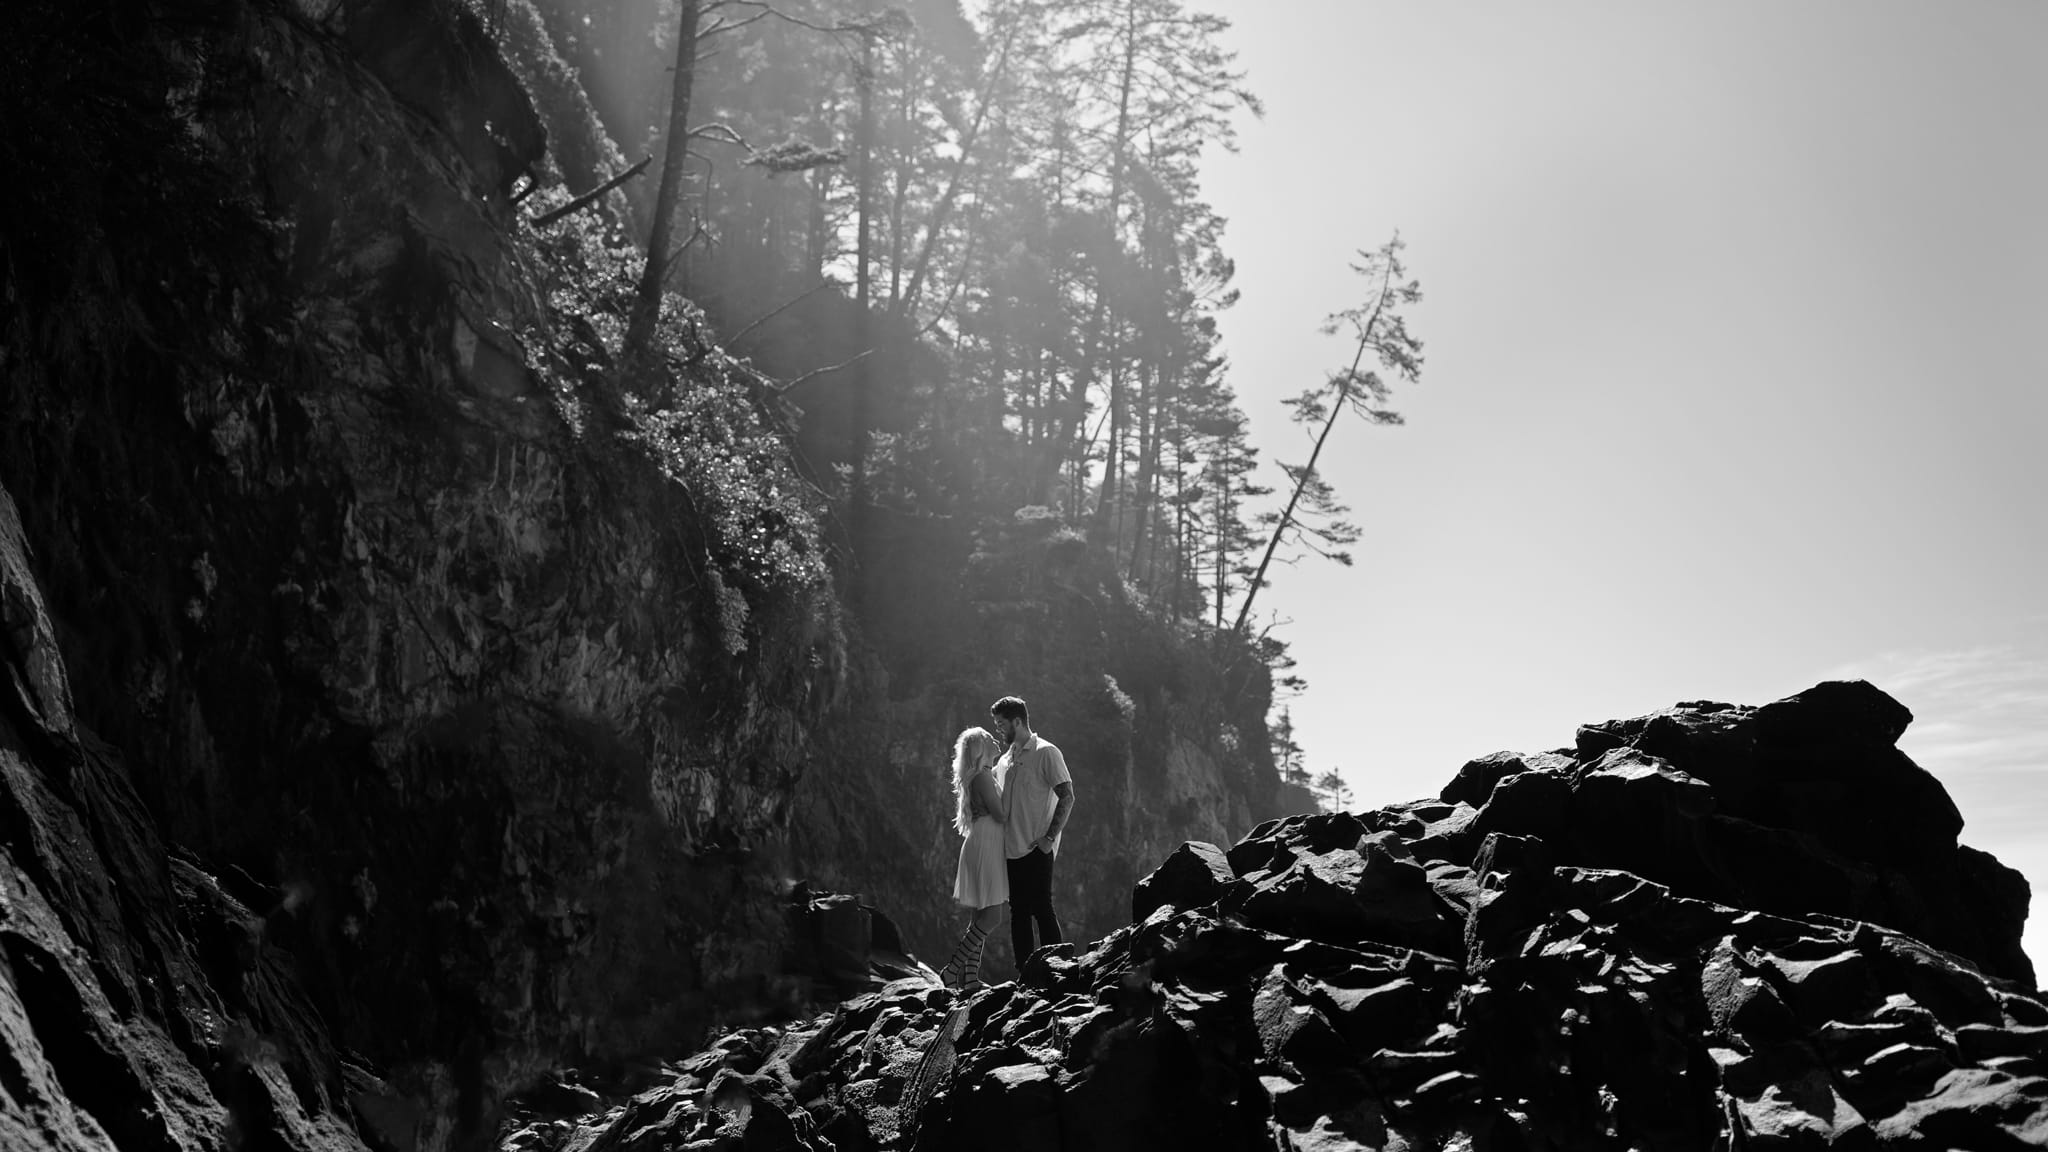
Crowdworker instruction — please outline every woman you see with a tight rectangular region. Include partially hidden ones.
[940,726,1007,990]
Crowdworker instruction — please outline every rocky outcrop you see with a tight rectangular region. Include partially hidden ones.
[1558,682,2029,983]
[521,683,2042,1151]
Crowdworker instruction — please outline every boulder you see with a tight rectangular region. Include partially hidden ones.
[1438,751,1526,808]
[1131,840,1237,922]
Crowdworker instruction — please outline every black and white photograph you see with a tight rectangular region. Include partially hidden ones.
[1,0,2043,1148]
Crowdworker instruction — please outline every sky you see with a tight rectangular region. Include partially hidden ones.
[1195,1,2048,973]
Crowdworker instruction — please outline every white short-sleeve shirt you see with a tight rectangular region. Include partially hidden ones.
[998,733,1072,859]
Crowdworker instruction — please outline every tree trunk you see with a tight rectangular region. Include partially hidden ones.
[1126,356,1159,583]
[1126,187,1170,581]
[1212,470,1227,630]
[623,0,703,374]
[807,162,831,277]
[887,57,911,309]
[848,34,878,586]
[1095,350,1124,532]
[1179,445,1194,619]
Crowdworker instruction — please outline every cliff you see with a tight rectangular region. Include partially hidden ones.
[0,1,1293,1148]
[526,682,2043,1152]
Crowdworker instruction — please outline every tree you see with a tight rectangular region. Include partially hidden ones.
[846,18,879,572]
[1197,418,1266,631]
[1315,769,1351,814]
[623,0,705,373]
[1232,236,1422,635]
[1272,707,1309,791]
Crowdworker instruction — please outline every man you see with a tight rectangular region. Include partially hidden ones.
[990,695,1075,973]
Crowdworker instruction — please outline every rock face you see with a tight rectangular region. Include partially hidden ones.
[3,487,373,1152]
[522,683,2043,1151]
[3,2,844,1146]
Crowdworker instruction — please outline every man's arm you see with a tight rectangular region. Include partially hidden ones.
[1039,780,1074,853]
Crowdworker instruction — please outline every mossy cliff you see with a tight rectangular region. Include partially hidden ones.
[0,1,1294,1148]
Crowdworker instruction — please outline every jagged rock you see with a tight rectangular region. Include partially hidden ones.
[616,682,2042,1152]
[1130,840,1236,923]
[783,884,940,1000]
[1437,750,1570,809]
[1,484,372,1151]
[1470,765,1574,844]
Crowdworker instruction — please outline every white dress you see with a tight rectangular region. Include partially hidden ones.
[953,767,1010,908]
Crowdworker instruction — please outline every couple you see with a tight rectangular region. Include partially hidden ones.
[939,696,1076,991]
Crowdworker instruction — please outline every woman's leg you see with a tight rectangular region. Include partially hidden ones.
[962,904,1002,984]
[942,906,1001,988]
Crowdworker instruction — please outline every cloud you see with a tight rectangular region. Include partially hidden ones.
[1831,641,2047,978]
[1826,642,2048,777]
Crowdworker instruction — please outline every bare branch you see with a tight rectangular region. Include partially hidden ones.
[531,156,651,227]
[730,278,838,347]
[688,123,749,147]
[708,1,897,39]
[772,348,875,395]
[698,10,771,38]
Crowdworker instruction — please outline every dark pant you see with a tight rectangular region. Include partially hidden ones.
[1006,848,1062,969]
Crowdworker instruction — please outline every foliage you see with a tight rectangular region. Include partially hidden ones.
[523,181,832,644]
[1315,769,1352,814]
[742,137,848,173]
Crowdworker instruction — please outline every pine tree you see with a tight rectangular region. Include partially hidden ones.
[1272,708,1309,791]
[1233,236,1422,635]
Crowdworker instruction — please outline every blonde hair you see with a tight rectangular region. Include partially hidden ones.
[951,727,999,835]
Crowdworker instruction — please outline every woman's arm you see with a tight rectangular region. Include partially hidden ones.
[971,770,1005,823]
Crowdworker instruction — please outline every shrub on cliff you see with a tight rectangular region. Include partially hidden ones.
[523,178,834,661]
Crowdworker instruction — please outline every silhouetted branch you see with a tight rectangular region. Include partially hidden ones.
[772,348,873,395]
[731,278,837,347]
[660,222,716,287]
[698,10,772,38]
[708,0,902,39]
[531,156,651,227]
[689,123,748,147]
